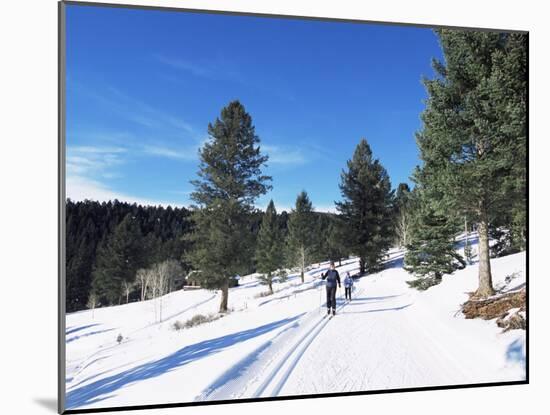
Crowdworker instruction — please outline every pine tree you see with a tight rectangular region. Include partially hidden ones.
[336,138,394,274]
[65,199,193,311]
[417,30,527,298]
[404,186,465,290]
[286,191,315,283]
[310,213,331,265]
[326,217,348,266]
[463,217,475,265]
[188,100,271,312]
[255,200,285,294]
[91,213,146,305]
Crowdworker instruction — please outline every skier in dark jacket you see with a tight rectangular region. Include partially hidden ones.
[344,272,354,301]
[322,261,341,315]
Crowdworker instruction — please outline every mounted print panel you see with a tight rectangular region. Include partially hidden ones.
[59,1,528,413]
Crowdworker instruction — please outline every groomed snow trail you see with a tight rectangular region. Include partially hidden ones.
[276,256,525,396]
[277,272,464,395]
[65,248,526,410]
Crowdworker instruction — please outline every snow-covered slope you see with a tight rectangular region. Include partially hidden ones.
[65,247,526,410]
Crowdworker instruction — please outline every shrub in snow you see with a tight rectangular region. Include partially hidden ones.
[505,271,521,285]
[254,291,273,298]
[172,320,185,331]
[496,310,526,332]
[406,276,441,291]
[183,313,223,329]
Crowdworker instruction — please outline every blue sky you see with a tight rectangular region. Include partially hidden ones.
[65,4,443,212]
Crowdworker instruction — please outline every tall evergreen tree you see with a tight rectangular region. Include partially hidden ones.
[286,191,315,283]
[404,185,465,290]
[66,215,97,312]
[188,100,271,312]
[326,217,348,266]
[394,183,411,206]
[91,213,146,305]
[255,200,285,294]
[336,138,394,274]
[417,30,527,297]
[309,213,331,265]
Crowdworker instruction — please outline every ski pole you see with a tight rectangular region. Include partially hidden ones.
[319,276,325,315]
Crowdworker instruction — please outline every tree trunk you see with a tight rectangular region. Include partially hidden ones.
[300,246,305,283]
[464,217,469,264]
[339,258,342,267]
[159,296,163,322]
[359,257,366,275]
[219,279,229,312]
[268,271,273,294]
[476,215,495,298]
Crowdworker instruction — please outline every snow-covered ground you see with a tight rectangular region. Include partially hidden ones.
[65,239,526,410]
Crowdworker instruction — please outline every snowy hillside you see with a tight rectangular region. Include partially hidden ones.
[65,244,526,410]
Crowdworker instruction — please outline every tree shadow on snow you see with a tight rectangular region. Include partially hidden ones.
[342,303,412,314]
[196,318,303,401]
[347,295,404,303]
[506,338,526,372]
[383,254,405,269]
[66,324,100,336]
[65,314,304,409]
[454,233,480,250]
[66,328,115,344]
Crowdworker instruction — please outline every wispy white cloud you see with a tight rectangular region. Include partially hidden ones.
[142,144,199,161]
[66,146,127,177]
[108,86,196,134]
[256,200,337,214]
[169,190,192,196]
[68,146,127,154]
[262,144,307,165]
[156,54,243,83]
[66,144,193,207]
[315,204,339,214]
[156,54,296,102]
[140,140,307,165]
[156,55,215,79]
[69,80,196,136]
[66,175,185,208]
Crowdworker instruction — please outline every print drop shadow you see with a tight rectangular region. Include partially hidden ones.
[33,398,57,413]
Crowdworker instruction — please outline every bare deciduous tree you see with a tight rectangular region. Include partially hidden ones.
[145,260,184,322]
[137,268,151,301]
[122,280,135,304]
[87,292,98,319]
[396,209,411,247]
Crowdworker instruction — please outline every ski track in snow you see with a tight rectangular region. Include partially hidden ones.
[196,286,361,401]
[65,243,526,410]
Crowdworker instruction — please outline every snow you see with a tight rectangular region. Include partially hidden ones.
[65,244,526,411]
